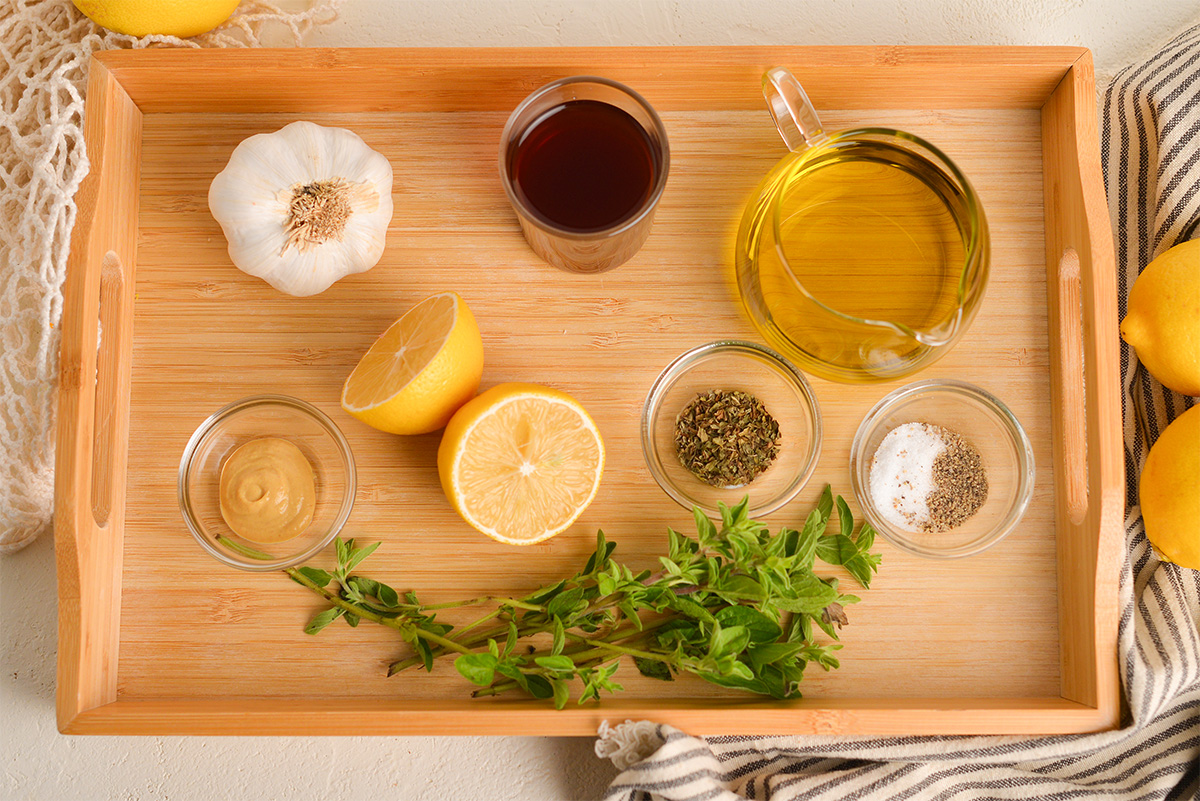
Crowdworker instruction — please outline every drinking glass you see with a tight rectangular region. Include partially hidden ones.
[499,76,670,274]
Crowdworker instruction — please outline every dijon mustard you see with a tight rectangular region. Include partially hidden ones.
[219,437,316,544]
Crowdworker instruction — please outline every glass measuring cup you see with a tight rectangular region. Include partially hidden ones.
[735,67,989,383]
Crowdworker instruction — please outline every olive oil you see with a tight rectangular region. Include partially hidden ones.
[736,137,984,382]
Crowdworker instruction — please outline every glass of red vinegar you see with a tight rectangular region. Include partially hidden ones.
[499,76,670,274]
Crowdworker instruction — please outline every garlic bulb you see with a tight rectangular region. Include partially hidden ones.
[208,121,393,296]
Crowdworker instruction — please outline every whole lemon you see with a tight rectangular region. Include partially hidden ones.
[1120,239,1200,397]
[73,0,240,38]
[1140,404,1200,570]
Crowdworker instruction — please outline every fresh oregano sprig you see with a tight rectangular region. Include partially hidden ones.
[285,486,880,708]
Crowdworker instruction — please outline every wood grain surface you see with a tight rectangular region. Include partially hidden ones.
[57,47,1121,736]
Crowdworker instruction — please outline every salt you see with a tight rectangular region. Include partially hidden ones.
[868,422,946,533]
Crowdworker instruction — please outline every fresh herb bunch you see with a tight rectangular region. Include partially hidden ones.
[283,487,880,708]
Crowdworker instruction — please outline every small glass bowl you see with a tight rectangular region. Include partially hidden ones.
[850,379,1034,559]
[641,341,822,517]
[179,395,356,571]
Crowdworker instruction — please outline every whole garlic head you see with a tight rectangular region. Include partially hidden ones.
[208,121,394,296]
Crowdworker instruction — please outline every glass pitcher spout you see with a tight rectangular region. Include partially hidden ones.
[911,307,965,348]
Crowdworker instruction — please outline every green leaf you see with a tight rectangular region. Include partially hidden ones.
[816,485,833,521]
[487,639,499,657]
[857,522,877,552]
[843,554,881,589]
[697,669,771,696]
[296,566,334,588]
[375,581,400,608]
[709,624,751,658]
[496,661,530,691]
[304,606,343,635]
[524,579,565,606]
[667,593,715,622]
[596,572,616,597]
[551,678,570,710]
[583,530,616,574]
[775,574,839,615]
[344,541,381,573]
[692,506,718,545]
[347,575,376,596]
[344,611,360,627]
[618,599,644,630]
[667,528,687,562]
[717,574,765,602]
[335,537,349,568]
[659,556,684,578]
[525,674,554,699]
[504,621,518,657]
[546,586,584,619]
[414,637,435,672]
[552,618,566,656]
[534,655,574,673]
[721,497,751,531]
[746,642,808,671]
[815,530,880,589]
[634,657,673,681]
[816,534,857,566]
[836,495,854,539]
[455,653,498,686]
[727,659,754,680]
[714,605,782,644]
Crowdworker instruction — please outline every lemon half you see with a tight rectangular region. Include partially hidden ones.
[437,383,604,545]
[341,292,484,435]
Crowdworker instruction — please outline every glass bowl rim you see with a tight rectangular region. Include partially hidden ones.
[640,340,823,518]
[849,378,1035,559]
[178,394,357,572]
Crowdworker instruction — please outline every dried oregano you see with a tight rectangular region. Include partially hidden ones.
[674,389,781,487]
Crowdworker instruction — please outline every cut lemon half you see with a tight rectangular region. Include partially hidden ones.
[341,292,483,435]
[438,383,605,545]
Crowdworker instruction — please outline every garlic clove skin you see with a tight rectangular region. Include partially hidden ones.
[208,121,394,297]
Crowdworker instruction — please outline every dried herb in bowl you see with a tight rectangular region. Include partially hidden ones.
[674,389,781,487]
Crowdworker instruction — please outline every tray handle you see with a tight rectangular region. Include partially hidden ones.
[1042,51,1122,724]
[90,252,127,527]
[1055,248,1088,526]
[54,59,142,730]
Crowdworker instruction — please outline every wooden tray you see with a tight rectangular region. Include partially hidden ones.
[56,46,1122,736]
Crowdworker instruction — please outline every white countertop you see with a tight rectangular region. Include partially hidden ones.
[4,1,1198,799]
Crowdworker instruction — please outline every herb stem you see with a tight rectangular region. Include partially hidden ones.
[420,597,544,612]
[563,632,673,664]
[471,655,618,699]
[286,568,405,631]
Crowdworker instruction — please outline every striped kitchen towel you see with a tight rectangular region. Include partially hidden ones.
[597,24,1200,801]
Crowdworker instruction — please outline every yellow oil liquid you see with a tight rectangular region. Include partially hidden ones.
[737,139,976,382]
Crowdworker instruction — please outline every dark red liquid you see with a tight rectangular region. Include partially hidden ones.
[510,100,658,232]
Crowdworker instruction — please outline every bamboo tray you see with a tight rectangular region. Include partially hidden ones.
[56,46,1122,736]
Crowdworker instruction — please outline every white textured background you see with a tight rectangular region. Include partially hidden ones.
[4,1,1199,799]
